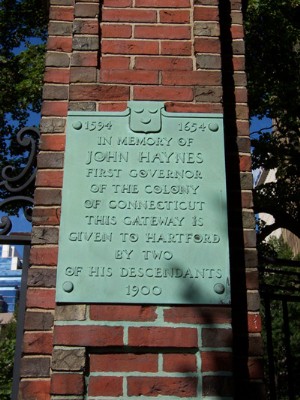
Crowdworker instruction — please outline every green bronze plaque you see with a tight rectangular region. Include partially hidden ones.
[56,102,230,304]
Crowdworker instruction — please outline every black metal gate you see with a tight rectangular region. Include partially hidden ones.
[0,127,39,400]
[260,258,300,400]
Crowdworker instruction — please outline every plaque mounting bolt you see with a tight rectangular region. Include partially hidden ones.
[214,283,225,294]
[72,121,82,130]
[208,123,219,132]
[63,281,74,293]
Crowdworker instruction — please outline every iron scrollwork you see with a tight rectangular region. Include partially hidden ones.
[0,127,40,235]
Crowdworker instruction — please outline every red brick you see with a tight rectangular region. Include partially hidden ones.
[51,373,84,395]
[98,102,128,111]
[88,376,123,397]
[235,87,248,103]
[103,0,131,6]
[54,325,124,346]
[248,358,264,379]
[231,24,244,39]
[241,191,253,208]
[162,70,221,85]
[100,70,158,84]
[128,327,198,347]
[42,101,68,116]
[23,332,53,355]
[194,6,219,21]
[240,155,252,171]
[19,380,51,400]
[102,39,159,55]
[49,6,74,21]
[160,9,190,23]
[100,56,130,69]
[30,246,58,266]
[47,36,73,52]
[40,134,65,151]
[134,86,193,101]
[128,377,198,397]
[32,207,61,226]
[71,52,98,66]
[136,0,190,7]
[26,288,56,309]
[36,170,63,188]
[233,56,245,71]
[196,0,219,4]
[44,68,70,84]
[90,305,157,321]
[90,353,158,372]
[248,313,262,333]
[101,23,132,38]
[135,56,193,70]
[135,25,191,40]
[69,84,129,101]
[194,37,220,53]
[163,354,197,372]
[103,9,156,22]
[161,41,192,55]
[164,306,231,324]
[166,102,223,113]
[201,352,232,372]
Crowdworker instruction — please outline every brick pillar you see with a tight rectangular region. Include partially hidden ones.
[19,0,265,399]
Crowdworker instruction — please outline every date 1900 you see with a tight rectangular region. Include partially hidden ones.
[126,285,162,297]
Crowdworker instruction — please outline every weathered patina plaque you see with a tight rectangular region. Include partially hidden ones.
[56,102,230,304]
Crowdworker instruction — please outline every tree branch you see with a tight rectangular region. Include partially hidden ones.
[258,222,281,242]
[255,205,300,240]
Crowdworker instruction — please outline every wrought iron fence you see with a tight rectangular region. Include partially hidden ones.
[0,127,39,400]
[260,258,300,400]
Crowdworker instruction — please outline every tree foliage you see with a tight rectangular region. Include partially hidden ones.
[0,317,17,399]
[0,0,48,212]
[244,0,300,241]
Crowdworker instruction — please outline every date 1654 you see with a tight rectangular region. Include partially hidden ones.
[178,122,207,132]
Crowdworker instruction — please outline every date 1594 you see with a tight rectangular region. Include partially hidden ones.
[85,121,112,131]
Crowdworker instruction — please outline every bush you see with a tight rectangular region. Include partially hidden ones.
[0,318,17,399]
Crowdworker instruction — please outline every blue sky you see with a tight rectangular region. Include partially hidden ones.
[250,115,272,137]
